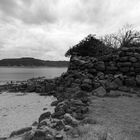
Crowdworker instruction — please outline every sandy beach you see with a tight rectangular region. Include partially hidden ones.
[0,92,55,137]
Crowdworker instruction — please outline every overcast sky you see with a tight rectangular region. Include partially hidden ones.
[0,0,140,60]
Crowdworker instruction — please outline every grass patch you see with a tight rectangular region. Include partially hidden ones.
[65,124,113,140]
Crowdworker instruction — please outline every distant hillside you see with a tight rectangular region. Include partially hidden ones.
[0,58,69,67]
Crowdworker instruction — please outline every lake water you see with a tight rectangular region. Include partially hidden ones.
[0,67,67,83]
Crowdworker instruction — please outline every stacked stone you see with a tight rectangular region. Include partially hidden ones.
[102,47,140,75]
[69,47,140,76]
[118,47,140,75]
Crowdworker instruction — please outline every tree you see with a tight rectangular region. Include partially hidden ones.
[101,24,140,48]
[100,34,119,49]
[115,24,140,48]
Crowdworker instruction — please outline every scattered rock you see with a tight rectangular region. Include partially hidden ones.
[107,90,121,97]
[55,133,63,140]
[80,82,93,92]
[43,108,47,111]
[33,130,46,140]
[51,100,59,106]
[0,138,7,140]
[118,86,130,92]
[95,61,105,71]
[97,72,105,80]
[51,110,65,119]
[64,125,73,131]
[82,78,92,85]
[81,117,98,124]
[124,77,136,87]
[64,113,79,127]
[113,78,123,86]
[93,86,106,97]
[39,112,51,123]
[10,127,32,137]
[22,131,34,140]
[129,57,137,62]
[32,121,38,127]
[105,81,118,90]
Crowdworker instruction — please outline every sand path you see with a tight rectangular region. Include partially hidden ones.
[0,92,55,137]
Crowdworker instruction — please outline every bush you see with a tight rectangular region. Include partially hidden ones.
[65,34,114,58]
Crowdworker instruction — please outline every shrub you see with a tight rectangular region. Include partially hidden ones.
[65,34,114,58]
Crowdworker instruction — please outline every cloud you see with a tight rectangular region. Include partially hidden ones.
[0,0,18,16]
[0,0,140,60]
[0,0,58,24]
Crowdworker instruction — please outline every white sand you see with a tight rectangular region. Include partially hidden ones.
[0,92,55,137]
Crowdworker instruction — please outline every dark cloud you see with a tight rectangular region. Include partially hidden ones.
[0,0,18,17]
[0,0,57,25]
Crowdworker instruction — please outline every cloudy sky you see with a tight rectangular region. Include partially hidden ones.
[0,0,140,60]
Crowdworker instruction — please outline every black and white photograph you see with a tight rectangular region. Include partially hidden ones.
[0,0,140,140]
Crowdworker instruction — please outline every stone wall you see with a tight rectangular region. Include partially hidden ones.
[68,47,140,87]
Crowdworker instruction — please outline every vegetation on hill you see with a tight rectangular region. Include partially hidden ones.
[0,57,68,67]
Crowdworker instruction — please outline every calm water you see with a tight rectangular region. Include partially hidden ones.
[0,67,67,82]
